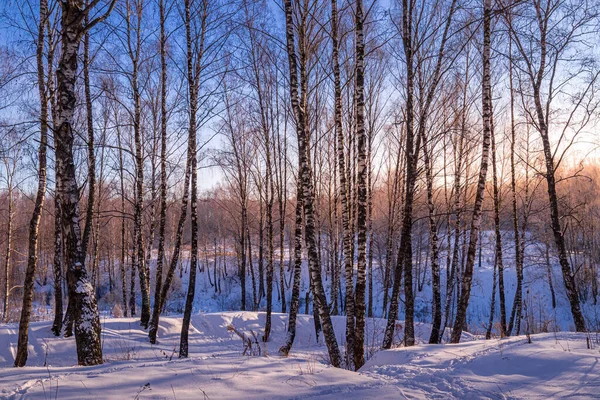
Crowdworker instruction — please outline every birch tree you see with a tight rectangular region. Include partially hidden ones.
[383,0,458,349]
[148,0,169,344]
[450,0,493,343]
[283,0,342,368]
[14,0,51,367]
[353,0,368,370]
[502,0,599,333]
[20,0,116,367]
[331,0,355,367]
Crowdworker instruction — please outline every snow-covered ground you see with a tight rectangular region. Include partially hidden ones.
[363,331,600,399]
[3,230,600,398]
[1,312,599,399]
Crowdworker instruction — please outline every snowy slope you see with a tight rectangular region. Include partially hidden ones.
[0,313,404,399]
[361,331,600,399]
[1,312,599,399]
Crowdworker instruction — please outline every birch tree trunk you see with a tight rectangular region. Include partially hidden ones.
[507,18,522,336]
[279,185,303,356]
[486,242,498,339]
[283,0,342,368]
[44,0,116,366]
[505,0,588,333]
[383,0,457,348]
[1,158,15,323]
[125,0,151,328]
[277,128,287,313]
[51,196,64,335]
[180,0,203,357]
[387,0,420,349]
[116,112,129,318]
[148,0,169,345]
[353,0,368,371]
[441,59,468,342]
[490,116,507,337]
[14,0,50,367]
[535,101,586,332]
[150,103,193,341]
[367,128,374,319]
[81,26,95,259]
[262,96,274,342]
[331,0,355,367]
[382,147,402,318]
[423,136,442,344]
[449,0,493,343]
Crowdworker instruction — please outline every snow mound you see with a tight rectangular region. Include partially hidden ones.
[0,313,402,399]
[361,332,600,398]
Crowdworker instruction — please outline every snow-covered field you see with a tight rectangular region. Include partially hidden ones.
[1,312,599,399]
[363,331,600,399]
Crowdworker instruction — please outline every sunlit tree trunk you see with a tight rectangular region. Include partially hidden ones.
[490,116,506,337]
[51,196,64,335]
[423,136,441,344]
[353,0,368,370]
[148,0,169,344]
[331,0,354,367]
[125,0,151,328]
[279,184,303,356]
[450,0,493,343]
[14,0,50,366]
[283,0,342,368]
[180,0,203,357]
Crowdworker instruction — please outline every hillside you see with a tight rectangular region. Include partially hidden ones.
[1,312,598,399]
